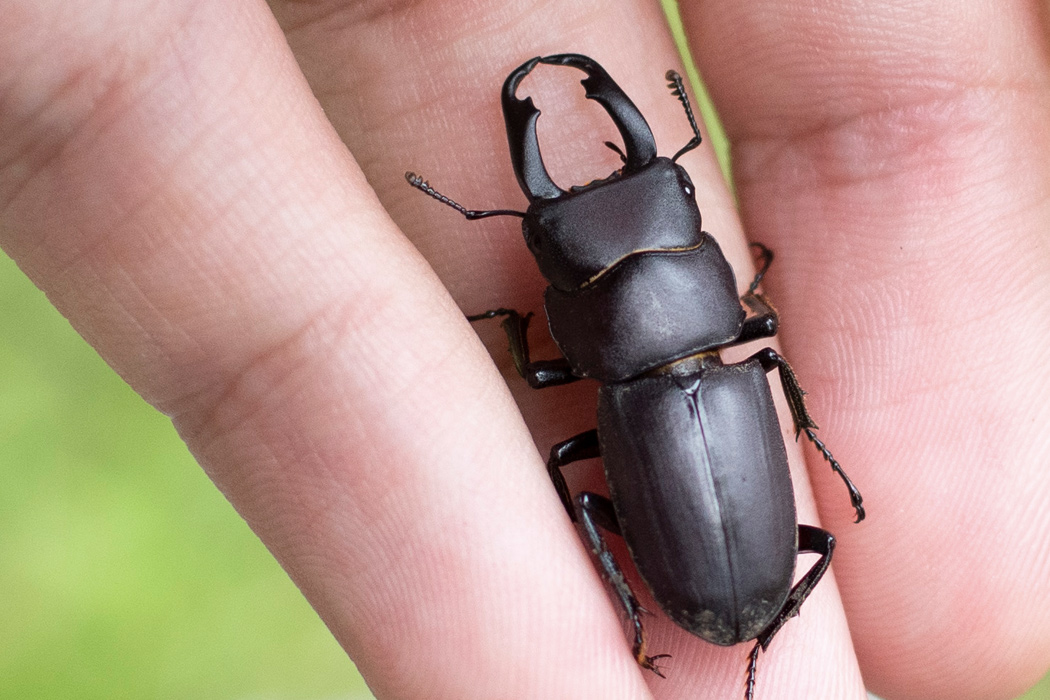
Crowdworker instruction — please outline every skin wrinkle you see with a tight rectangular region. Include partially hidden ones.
[174,267,431,444]
[0,62,122,216]
[42,95,258,290]
[0,2,207,215]
[188,330,542,696]
[732,86,1008,194]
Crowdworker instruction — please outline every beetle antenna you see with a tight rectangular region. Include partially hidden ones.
[665,71,702,162]
[405,172,526,220]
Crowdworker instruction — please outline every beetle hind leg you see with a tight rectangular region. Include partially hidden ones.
[744,242,774,295]
[576,492,671,676]
[744,525,835,700]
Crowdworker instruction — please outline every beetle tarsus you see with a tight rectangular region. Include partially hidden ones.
[639,651,672,678]
[802,427,866,522]
[631,603,670,677]
[745,643,761,700]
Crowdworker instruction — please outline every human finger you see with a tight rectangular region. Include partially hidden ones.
[265,1,866,697]
[681,1,1050,698]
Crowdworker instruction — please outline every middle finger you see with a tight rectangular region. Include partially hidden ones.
[268,1,864,697]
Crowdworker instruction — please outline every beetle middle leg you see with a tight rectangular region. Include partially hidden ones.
[745,525,835,700]
[751,347,865,522]
[576,491,671,677]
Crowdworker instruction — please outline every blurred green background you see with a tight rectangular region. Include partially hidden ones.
[2,4,1049,697]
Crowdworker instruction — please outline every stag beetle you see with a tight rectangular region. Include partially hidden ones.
[406,54,863,700]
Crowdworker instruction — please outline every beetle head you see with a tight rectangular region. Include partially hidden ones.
[502,55,705,291]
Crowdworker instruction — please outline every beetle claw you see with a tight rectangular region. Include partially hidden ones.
[640,652,672,678]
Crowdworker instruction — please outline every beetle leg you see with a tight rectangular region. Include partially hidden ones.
[547,430,600,521]
[756,525,835,648]
[733,293,779,346]
[745,525,835,700]
[466,308,580,388]
[727,243,780,346]
[744,643,761,700]
[745,242,774,295]
[751,348,865,522]
[576,492,671,677]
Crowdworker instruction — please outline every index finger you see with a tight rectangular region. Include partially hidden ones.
[0,1,643,699]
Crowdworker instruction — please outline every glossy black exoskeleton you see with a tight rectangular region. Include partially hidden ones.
[406,53,864,700]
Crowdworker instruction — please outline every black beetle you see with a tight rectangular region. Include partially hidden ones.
[406,53,863,700]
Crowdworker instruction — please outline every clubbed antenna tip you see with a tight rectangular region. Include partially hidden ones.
[404,170,525,220]
[664,70,702,162]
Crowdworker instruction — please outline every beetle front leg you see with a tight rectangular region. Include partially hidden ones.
[745,525,835,700]
[745,242,774,296]
[751,347,865,522]
[733,293,779,346]
[467,308,580,389]
[728,243,780,346]
[576,492,670,677]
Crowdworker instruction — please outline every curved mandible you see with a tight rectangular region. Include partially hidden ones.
[501,54,659,202]
[502,56,565,201]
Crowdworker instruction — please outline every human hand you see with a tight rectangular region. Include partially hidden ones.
[2,1,1048,699]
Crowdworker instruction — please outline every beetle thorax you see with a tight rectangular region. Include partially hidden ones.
[523,158,704,292]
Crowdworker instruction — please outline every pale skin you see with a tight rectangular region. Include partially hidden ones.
[2,0,1050,699]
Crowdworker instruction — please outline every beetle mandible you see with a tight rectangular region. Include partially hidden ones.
[406,53,864,700]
